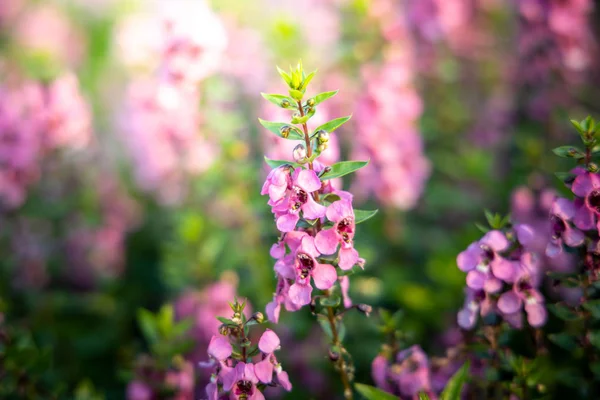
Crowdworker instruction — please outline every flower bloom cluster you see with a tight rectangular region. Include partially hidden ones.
[352,3,430,210]
[204,329,291,400]
[0,72,91,208]
[122,1,225,204]
[372,345,438,399]
[456,226,547,330]
[127,359,195,400]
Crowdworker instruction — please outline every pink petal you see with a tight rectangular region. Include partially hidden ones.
[220,363,237,392]
[270,242,285,259]
[339,276,352,308]
[301,196,327,219]
[481,230,509,252]
[572,172,594,197]
[546,241,562,257]
[206,382,218,400]
[457,308,477,330]
[236,362,257,384]
[295,169,322,192]
[312,263,337,290]
[492,258,515,282]
[268,184,287,204]
[339,247,359,270]
[456,243,479,272]
[285,231,307,251]
[299,236,320,258]
[326,200,353,222]
[564,226,585,247]
[497,291,522,314]
[265,301,281,324]
[274,256,295,280]
[207,336,232,361]
[276,213,299,232]
[254,358,274,384]
[258,329,280,354]
[314,228,339,255]
[288,283,312,306]
[574,205,595,230]
[503,312,523,329]
[276,370,292,391]
[250,389,266,400]
[371,355,392,392]
[466,270,486,290]
[515,224,535,246]
[525,303,547,327]
[484,277,503,294]
[552,198,575,219]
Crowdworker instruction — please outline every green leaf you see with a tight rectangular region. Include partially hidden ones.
[300,70,316,91]
[571,119,584,134]
[355,383,398,400]
[316,315,333,340]
[548,333,578,351]
[312,90,338,106]
[474,222,490,233]
[555,172,577,184]
[137,309,159,345]
[320,160,369,180]
[289,88,304,101]
[313,116,351,135]
[547,303,581,321]
[263,156,299,169]
[355,209,379,224]
[583,299,600,319]
[277,66,292,86]
[260,93,295,108]
[419,392,432,400]
[588,331,600,349]
[157,305,174,337]
[320,295,341,308]
[216,316,238,326]
[552,146,585,159]
[258,119,304,140]
[440,362,470,400]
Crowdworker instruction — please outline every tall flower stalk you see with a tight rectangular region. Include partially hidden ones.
[259,62,377,399]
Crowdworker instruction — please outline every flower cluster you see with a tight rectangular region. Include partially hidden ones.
[372,345,437,399]
[121,1,225,204]
[0,72,91,209]
[352,4,430,210]
[456,224,547,330]
[203,301,291,400]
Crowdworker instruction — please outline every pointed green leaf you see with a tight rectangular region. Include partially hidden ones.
[313,116,351,135]
[419,392,431,400]
[312,90,338,106]
[570,119,584,134]
[552,146,585,159]
[137,309,159,345]
[216,316,238,326]
[355,383,398,400]
[276,66,292,86]
[260,93,295,108]
[440,362,470,400]
[548,332,578,351]
[354,209,378,224]
[258,119,304,140]
[300,70,316,91]
[474,222,490,233]
[583,299,600,319]
[263,156,299,169]
[320,160,368,180]
[547,303,581,321]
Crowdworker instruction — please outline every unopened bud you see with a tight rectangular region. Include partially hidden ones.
[241,337,251,347]
[316,130,329,144]
[328,349,340,361]
[293,144,308,163]
[317,143,328,153]
[357,304,373,317]
[306,98,315,107]
[232,313,242,325]
[252,312,265,323]
[219,324,230,336]
[280,125,291,139]
[589,163,599,173]
[281,100,291,108]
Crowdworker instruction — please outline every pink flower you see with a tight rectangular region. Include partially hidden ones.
[261,166,292,206]
[265,275,300,323]
[391,345,435,399]
[315,199,360,270]
[457,230,516,290]
[546,197,584,257]
[271,168,326,232]
[254,330,292,391]
[572,171,600,232]
[207,336,232,361]
[126,380,152,400]
[228,363,264,400]
[287,235,337,306]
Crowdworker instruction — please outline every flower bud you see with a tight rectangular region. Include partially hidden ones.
[306,98,315,107]
[281,100,291,108]
[293,144,308,163]
[317,143,328,153]
[219,324,230,336]
[357,304,372,317]
[241,337,251,347]
[328,348,340,361]
[252,312,265,323]
[280,125,291,139]
[316,130,329,144]
[589,162,599,173]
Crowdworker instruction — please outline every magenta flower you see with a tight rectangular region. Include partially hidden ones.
[261,166,292,207]
[371,355,393,393]
[457,230,516,290]
[571,171,600,232]
[457,288,485,330]
[391,346,435,399]
[315,199,360,270]
[255,330,292,391]
[272,168,326,232]
[227,363,264,400]
[207,335,232,361]
[265,275,300,323]
[497,264,547,328]
[287,235,337,306]
[547,197,585,257]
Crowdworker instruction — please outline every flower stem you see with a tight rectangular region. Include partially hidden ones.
[296,99,353,399]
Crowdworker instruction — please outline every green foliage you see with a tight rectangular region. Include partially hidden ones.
[440,362,470,400]
[320,160,369,180]
[355,383,398,400]
[258,119,305,140]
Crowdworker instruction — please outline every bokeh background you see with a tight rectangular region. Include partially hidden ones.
[0,0,599,398]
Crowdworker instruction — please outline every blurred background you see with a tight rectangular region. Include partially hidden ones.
[0,0,599,398]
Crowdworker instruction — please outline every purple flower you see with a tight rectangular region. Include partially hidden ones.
[229,363,264,400]
[272,168,326,232]
[391,346,434,399]
[207,335,232,361]
[314,199,360,270]
[497,264,547,328]
[287,235,337,306]
[261,166,292,207]
[571,171,600,232]
[254,330,292,391]
[371,355,393,393]
[457,230,516,290]
[546,197,585,257]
